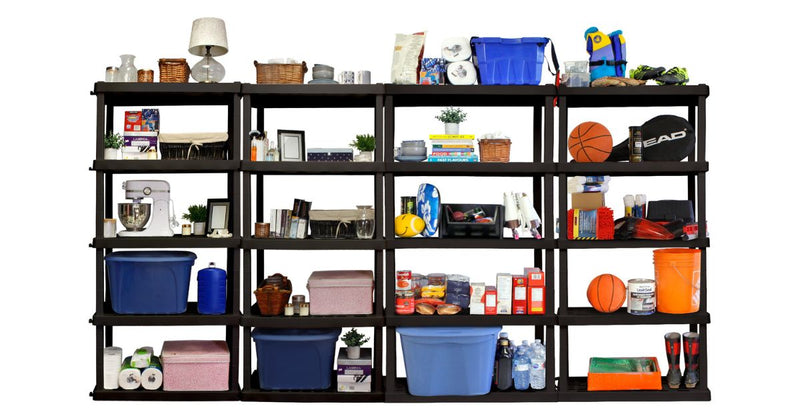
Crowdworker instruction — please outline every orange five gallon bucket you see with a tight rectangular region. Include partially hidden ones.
[653,249,701,314]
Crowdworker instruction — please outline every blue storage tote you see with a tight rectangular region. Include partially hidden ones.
[105,251,196,314]
[252,328,341,390]
[397,326,501,396]
[471,37,548,85]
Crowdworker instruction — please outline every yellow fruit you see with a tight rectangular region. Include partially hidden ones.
[395,214,425,238]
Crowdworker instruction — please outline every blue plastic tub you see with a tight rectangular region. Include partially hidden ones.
[471,37,548,85]
[397,326,501,396]
[105,251,196,314]
[252,328,341,390]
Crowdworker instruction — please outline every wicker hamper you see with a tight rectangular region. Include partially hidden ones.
[254,61,307,84]
[308,209,374,239]
[478,139,511,162]
[158,133,228,160]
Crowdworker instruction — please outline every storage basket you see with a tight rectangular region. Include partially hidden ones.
[308,209,373,239]
[158,133,228,160]
[254,60,307,84]
[158,58,190,83]
[254,273,292,316]
[478,139,511,162]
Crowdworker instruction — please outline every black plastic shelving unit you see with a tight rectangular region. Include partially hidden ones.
[89,82,242,401]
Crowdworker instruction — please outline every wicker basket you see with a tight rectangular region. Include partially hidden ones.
[254,273,293,316]
[158,58,190,83]
[478,139,512,162]
[254,60,307,84]
[159,142,228,160]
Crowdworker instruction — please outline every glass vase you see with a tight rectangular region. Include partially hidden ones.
[118,54,137,83]
[355,205,375,240]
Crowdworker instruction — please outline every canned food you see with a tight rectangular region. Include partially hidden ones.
[396,270,412,291]
[395,290,414,315]
[627,278,656,315]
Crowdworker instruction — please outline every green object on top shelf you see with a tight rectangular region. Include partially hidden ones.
[350,134,376,152]
[435,107,467,124]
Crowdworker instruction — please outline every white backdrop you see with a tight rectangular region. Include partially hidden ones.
[2,0,796,417]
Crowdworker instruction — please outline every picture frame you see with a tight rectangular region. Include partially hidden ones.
[206,198,230,234]
[277,129,305,162]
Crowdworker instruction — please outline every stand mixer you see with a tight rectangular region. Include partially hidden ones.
[118,180,177,237]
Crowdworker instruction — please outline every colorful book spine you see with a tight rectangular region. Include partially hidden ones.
[427,156,480,162]
[429,134,475,140]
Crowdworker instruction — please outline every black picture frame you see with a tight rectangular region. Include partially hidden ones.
[277,129,305,162]
[206,198,230,234]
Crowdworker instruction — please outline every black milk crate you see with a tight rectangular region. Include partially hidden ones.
[440,203,504,238]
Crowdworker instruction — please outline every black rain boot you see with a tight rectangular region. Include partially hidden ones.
[664,332,682,389]
[682,332,700,389]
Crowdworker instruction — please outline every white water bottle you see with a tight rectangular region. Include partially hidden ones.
[530,339,546,390]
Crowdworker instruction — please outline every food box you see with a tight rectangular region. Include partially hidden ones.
[496,273,513,315]
[307,270,374,315]
[124,111,142,131]
[512,274,527,314]
[161,340,230,391]
[587,357,662,391]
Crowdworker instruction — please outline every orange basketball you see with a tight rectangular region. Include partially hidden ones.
[586,274,626,313]
[568,122,613,162]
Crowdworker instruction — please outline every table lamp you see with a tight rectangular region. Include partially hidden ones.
[188,17,228,83]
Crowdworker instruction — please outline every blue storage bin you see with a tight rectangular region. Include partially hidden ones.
[105,251,196,314]
[252,328,341,390]
[397,326,501,396]
[471,37,548,85]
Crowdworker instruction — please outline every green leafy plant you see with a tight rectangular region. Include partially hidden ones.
[435,107,467,124]
[350,134,375,152]
[104,132,123,149]
[342,328,369,347]
[182,204,208,223]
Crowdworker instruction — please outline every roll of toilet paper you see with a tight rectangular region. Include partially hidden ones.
[118,356,141,390]
[446,61,477,85]
[441,37,472,62]
[103,347,123,390]
[140,356,163,391]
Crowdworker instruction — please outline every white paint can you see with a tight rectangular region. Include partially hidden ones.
[627,278,656,315]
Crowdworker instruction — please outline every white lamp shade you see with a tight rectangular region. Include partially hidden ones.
[188,17,228,57]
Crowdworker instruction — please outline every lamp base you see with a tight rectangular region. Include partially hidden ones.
[191,52,225,83]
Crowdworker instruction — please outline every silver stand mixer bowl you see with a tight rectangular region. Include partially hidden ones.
[118,203,152,231]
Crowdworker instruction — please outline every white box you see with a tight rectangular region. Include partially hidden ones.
[496,273,513,315]
[470,282,485,315]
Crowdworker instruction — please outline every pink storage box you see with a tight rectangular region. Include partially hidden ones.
[307,270,374,315]
[161,340,230,391]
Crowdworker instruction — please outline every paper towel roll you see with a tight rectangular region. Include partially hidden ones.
[118,356,141,390]
[446,61,477,85]
[441,37,472,62]
[103,347,123,390]
[141,356,163,390]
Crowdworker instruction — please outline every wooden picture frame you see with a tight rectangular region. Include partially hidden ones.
[277,129,305,162]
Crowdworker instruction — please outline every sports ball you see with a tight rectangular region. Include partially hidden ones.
[395,214,425,237]
[568,122,613,162]
[586,273,626,313]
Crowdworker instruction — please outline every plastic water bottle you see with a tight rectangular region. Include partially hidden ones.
[530,339,546,390]
[512,340,531,390]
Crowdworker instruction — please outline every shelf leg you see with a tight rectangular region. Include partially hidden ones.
[386,326,397,394]
[374,326,384,392]
[559,325,569,393]
[243,326,252,391]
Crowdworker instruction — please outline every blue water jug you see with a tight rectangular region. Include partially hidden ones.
[197,262,226,314]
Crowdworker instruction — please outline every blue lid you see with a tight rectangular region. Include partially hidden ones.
[252,328,342,342]
[471,37,548,45]
[105,251,197,262]
[397,326,502,337]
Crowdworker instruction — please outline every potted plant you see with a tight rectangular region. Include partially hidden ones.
[350,134,375,162]
[342,328,370,359]
[104,132,123,160]
[435,107,467,135]
[183,204,208,235]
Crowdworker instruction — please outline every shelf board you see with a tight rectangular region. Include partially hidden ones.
[557,85,710,108]
[91,302,241,326]
[386,162,556,176]
[93,236,240,249]
[558,377,710,401]
[242,161,382,174]
[242,372,384,402]
[385,84,557,107]
[242,238,384,250]
[243,84,384,108]
[91,385,240,401]
[243,305,384,327]
[92,160,238,173]
[557,238,709,249]
[558,161,708,175]
[558,307,710,326]
[385,378,557,402]
[385,309,556,327]
[387,238,555,249]
[93,82,241,106]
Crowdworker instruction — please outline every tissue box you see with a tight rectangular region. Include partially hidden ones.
[161,340,230,391]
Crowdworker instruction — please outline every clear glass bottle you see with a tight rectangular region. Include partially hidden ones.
[355,205,375,239]
[118,54,137,83]
[267,141,278,162]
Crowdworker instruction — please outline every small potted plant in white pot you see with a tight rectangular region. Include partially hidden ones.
[104,132,123,160]
[183,204,207,235]
[350,134,376,162]
[342,328,370,359]
[435,107,467,135]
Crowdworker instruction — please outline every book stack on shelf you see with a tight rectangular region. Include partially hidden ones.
[336,348,372,393]
[428,134,479,163]
[269,199,311,238]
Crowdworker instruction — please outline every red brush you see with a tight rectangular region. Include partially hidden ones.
[567,207,614,240]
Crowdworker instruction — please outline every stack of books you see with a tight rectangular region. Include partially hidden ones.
[428,134,479,163]
[269,198,311,239]
[336,348,372,393]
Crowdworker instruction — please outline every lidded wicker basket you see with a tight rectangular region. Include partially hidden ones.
[158,58,190,83]
[254,60,307,84]
[254,273,293,315]
[478,139,512,162]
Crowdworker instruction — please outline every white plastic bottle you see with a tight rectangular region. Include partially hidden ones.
[530,339,546,390]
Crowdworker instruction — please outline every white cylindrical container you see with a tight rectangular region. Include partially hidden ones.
[627,278,656,315]
[103,219,117,238]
